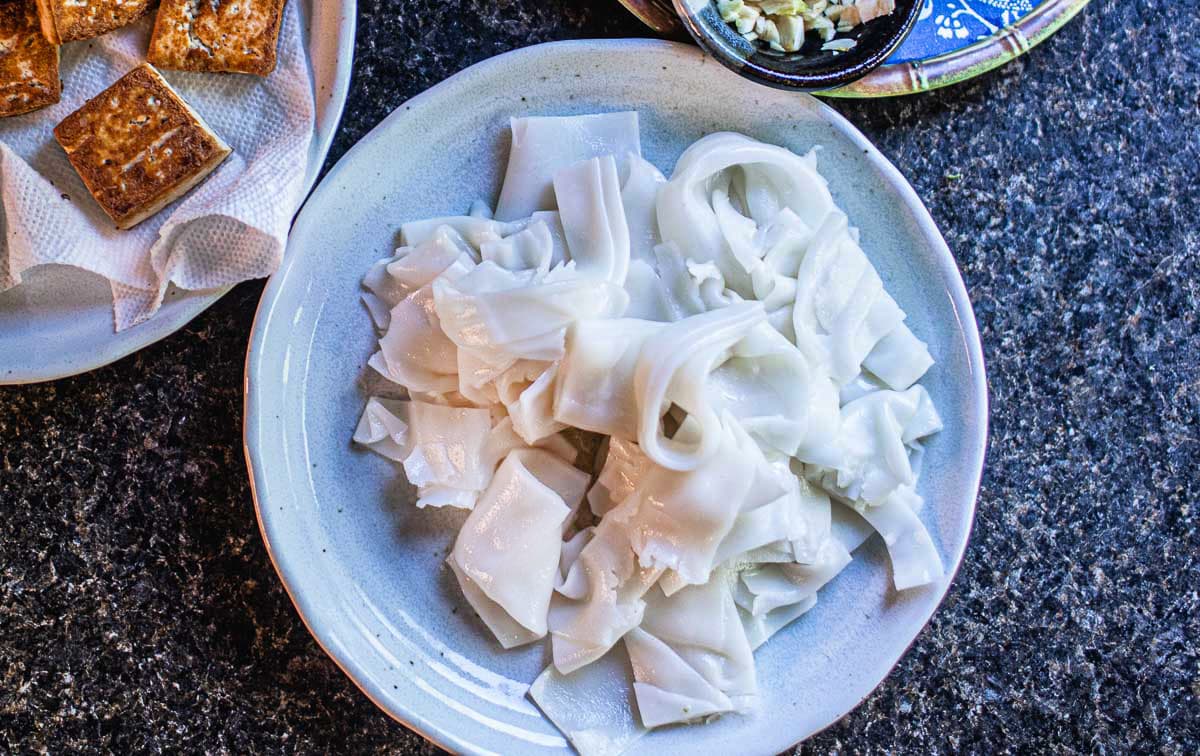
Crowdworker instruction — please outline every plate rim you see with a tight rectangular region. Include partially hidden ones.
[824,0,1092,97]
[0,0,358,386]
[244,37,989,755]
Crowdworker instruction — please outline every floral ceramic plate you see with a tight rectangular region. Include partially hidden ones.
[621,0,1091,96]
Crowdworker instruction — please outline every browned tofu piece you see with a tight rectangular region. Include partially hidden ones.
[148,0,288,76]
[35,0,154,44]
[0,0,60,117]
[54,64,232,229]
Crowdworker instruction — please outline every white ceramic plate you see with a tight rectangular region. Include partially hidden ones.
[245,39,988,756]
[0,0,356,385]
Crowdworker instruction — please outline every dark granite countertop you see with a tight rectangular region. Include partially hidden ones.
[1,0,1197,752]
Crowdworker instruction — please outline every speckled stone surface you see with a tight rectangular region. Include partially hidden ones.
[1,0,1197,752]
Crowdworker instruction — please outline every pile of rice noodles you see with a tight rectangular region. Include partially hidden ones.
[354,112,943,753]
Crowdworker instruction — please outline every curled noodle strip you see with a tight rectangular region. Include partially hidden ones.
[633,302,766,471]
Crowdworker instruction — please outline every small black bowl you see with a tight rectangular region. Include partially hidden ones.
[671,0,922,91]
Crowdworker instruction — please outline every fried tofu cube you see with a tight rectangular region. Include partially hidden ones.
[54,64,232,229]
[0,0,60,117]
[148,0,289,76]
[35,0,154,45]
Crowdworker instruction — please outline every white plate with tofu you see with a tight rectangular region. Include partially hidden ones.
[0,0,355,385]
[245,39,987,756]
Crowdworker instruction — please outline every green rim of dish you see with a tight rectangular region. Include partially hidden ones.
[821,0,1092,97]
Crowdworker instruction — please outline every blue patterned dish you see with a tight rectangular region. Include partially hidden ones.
[834,0,1091,95]
[897,0,1049,62]
[618,0,1091,96]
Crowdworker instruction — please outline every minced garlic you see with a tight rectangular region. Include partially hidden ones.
[717,0,897,53]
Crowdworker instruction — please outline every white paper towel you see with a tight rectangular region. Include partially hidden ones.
[0,1,315,330]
